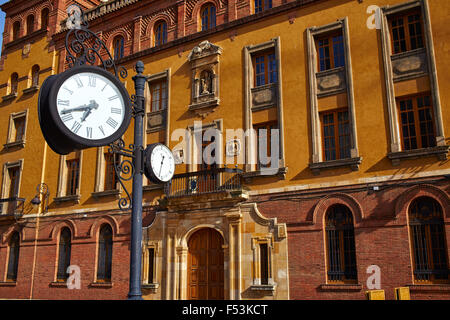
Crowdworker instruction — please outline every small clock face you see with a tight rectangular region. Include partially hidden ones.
[55,71,126,141]
[149,144,175,183]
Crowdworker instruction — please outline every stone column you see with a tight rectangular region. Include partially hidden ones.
[176,246,188,300]
[226,212,242,300]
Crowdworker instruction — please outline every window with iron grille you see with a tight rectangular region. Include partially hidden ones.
[409,197,449,283]
[7,232,20,281]
[254,0,272,13]
[148,248,155,284]
[150,80,168,112]
[97,224,113,282]
[201,4,216,31]
[325,205,357,283]
[320,109,351,161]
[397,94,436,151]
[389,10,424,55]
[56,228,72,281]
[66,159,80,196]
[316,32,345,72]
[154,20,167,47]
[104,153,118,191]
[253,50,277,87]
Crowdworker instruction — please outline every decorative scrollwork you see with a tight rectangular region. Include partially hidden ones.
[64,4,128,80]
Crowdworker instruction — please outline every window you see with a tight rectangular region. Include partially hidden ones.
[10,73,18,95]
[26,15,34,35]
[66,159,80,196]
[56,228,71,281]
[254,122,278,169]
[150,80,168,112]
[253,50,277,87]
[325,205,357,283]
[254,0,272,13]
[148,248,155,283]
[154,20,167,47]
[320,109,351,161]
[12,115,25,143]
[104,153,118,191]
[260,243,269,285]
[409,197,448,283]
[397,94,436,151]
[97,224,113,282]
[112,36,124,60]
[41,8,49,30]
[12,21,20,41]
[6,166,20,215]
[316,33,345,72]
[389,10,424,55]
[7,232,20,281]
[31,65,40,87]
[201,4,216,31]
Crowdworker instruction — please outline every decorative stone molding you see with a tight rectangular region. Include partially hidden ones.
[391,48,428,82]
[187,41,222,118]
[388,145,449,165]
[310,192,364,226]
[251,83,277,111]
[316,67,346,97]
[309,157,362,175]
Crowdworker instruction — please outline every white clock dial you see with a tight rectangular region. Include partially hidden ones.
[56,72,126,140]
[150,145,175,182]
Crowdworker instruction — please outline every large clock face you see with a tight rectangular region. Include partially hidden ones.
[56,71,126,141]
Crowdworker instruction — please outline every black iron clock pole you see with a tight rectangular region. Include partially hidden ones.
[128,61,146,300]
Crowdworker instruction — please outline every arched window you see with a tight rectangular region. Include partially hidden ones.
[10,73,19,95]
[112,36,124,60]
[31,65,40,87]
[325,205,357,283]
[41,8,50,30]
[56,228,72,281]
[97,224,113,282]
[26,15,35,35]
[154,20,167,47]
[201,3,216,31]
[12,21,20,41]
[7,232,20,281]
[409,197,449,283]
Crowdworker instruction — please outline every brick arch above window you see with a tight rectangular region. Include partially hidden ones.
[141,10,177,39]
[188,0,226,22]
[395,184,450,221]
[49,220,78,240]
[1,226,23,245]
[88,216,120,239]
[310,193,363,226]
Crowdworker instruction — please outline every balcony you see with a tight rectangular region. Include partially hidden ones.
[165,167,243,198]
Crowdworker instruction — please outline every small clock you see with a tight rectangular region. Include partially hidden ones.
[144,143,175,184]
[39,65,131,154]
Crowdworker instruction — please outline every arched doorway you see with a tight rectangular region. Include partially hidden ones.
[187,228,224,300]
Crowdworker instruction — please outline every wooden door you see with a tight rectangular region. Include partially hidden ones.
[187,228,224,300]
[197,136,218,193]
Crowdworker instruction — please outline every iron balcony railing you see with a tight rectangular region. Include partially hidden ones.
[165,167,243,198]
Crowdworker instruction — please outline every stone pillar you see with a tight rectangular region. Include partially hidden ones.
[133,16,142,54]
[177,246,188,300]
[226,212,242,300]
[227,0,237,22]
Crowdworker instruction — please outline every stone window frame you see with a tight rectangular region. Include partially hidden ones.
[145,69,171,135]
[243,37,286,179]
[306,18,361,175]
[54,152,83,203]
[250,235,276,293]
[0,159,24,215]
[91,147,122,198]
[4,110,28,150]
[141,241,160,290]
[379,0,448,164]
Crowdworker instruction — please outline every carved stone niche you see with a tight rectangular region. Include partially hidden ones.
[391,48,428,82]
[188,41,222,118]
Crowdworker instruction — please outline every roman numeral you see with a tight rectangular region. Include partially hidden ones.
[71,121,82,134]
[58,99,70,106]
[111,107,122,114]
[102,84,108,92]
[108,95,119,101]
[106,117,118,129]
[88,76,96,87]
[63,86,73,95]
[61,113,73,122]
[98,125,105,136]
[74,76,83,88]
[86,127,92,138]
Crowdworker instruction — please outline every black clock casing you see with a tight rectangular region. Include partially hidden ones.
[144,143,175,184]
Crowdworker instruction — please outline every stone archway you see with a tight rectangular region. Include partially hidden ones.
[187,228,224,300]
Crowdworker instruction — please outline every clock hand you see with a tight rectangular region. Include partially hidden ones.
[79,100,99,122]
[159,156,165,177]
[61,100,99,115]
